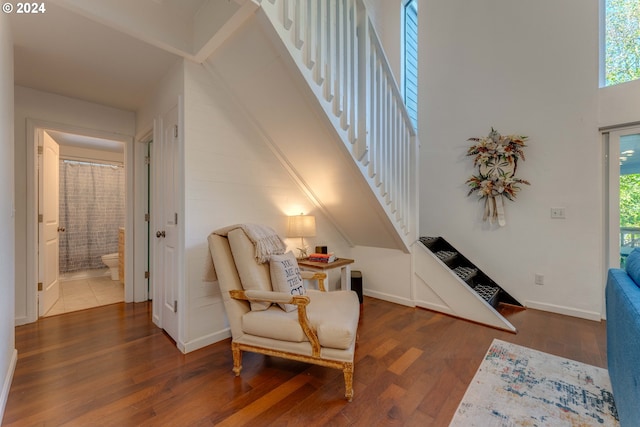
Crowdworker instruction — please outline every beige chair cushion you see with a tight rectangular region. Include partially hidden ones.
[270,251,306,312]
[228,228,272,311]
[241,290,359,350]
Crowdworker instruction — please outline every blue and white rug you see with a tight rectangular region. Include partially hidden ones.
[449,339,619,426]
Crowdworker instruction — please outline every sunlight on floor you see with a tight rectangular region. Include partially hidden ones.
[44,273,124,317]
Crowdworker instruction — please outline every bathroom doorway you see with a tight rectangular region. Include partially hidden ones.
[43,130,126,316]
[27,121,134,320]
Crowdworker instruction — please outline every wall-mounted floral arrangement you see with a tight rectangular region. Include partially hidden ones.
[466,128,530,226]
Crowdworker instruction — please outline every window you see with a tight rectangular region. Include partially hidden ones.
[604,0,640,86]
[403,0,418,129]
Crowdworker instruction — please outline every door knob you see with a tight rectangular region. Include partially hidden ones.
[57,227,66,232]
[156,230,166,238]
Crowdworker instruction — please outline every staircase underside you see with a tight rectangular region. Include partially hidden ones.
[205,14,408,251]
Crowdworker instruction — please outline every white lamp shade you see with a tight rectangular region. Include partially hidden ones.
[287,215,316,238]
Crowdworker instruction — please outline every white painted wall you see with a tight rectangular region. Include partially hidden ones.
[180,60,351,352]
[599,79,640,127]
[352,245,412,305]
[14,86,135,324]
[420,0,607,319]
[0,13,16,422]
[136,59,183,140]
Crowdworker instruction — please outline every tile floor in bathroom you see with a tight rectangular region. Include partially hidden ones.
[44,270,124,317]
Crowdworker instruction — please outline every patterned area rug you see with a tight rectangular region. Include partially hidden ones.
[449,339,619,426]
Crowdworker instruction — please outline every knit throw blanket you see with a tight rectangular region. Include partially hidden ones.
[204,223,286,282]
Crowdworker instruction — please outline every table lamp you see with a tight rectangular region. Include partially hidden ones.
[287,214,316,258]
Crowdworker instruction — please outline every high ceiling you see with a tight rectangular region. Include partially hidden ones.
[9,2,183,112]
[8,0,247,149]
[8,0,246,112]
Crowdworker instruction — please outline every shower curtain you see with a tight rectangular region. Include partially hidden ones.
[59,160,125,273]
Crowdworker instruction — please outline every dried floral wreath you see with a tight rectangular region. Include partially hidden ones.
[466,128,530,226]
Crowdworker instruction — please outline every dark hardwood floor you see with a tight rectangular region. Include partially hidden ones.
[3,297,607,426]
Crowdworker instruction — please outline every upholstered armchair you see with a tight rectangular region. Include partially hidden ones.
[208,228,360,401]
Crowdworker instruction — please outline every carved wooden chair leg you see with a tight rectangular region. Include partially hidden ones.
[232,343,242,376]
[343,363,354,402]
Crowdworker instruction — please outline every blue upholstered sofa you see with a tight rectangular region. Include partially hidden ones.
[606,248,640,427]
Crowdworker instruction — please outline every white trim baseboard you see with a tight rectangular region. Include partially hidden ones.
[363,290,415,307]
[0,349,17,424]
[179,328,232,354]
[13,316,29,327]
[524,300,602,321]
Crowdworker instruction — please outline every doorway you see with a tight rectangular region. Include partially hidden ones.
[42,130,126,316]
[24,119,135,323]
[606,126,640,269]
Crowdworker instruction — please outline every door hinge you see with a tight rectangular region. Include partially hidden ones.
[144,271,150,279]
[174,300,178,313]
[145,156,151,165]
[38,214,43,223]
[174,212,178,225]
[144,213,150,222]
[174,125,178,138]
[38,146,43,155]
[38,282,43,291]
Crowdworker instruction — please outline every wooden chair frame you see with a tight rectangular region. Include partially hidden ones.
[227,271,354,401]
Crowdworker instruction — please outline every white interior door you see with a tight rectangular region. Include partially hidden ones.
[39,131,61,316]
[153,105,180,342]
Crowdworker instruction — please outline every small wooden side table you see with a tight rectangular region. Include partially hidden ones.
[297,258,355,291]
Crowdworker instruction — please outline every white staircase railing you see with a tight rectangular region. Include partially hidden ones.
[258,0,419,247]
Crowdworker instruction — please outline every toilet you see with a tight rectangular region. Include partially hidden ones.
[101,253,119,280]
